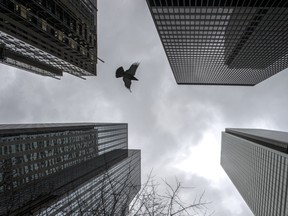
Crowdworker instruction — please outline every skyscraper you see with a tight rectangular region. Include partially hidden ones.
[146,0,288,85]
[221,128,288,216]
[0,123,141,215]
[0,0,98,79]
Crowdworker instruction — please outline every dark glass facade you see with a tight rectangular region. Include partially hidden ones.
[0,123,140,215]
[146,0,288,85]
[221,128,288,216]
[0,0,97,79]
[37,150,141,215]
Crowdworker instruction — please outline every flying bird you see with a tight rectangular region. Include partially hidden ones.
[116,63,140,92]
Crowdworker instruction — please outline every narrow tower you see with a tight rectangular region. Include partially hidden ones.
[221,128,288,216]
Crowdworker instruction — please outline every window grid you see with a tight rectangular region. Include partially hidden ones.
[147,0,288,85]
[221,131,288,216]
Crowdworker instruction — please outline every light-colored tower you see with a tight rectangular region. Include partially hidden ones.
[221,128,288,216]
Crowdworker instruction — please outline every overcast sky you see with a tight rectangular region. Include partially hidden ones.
[1,1,288,215]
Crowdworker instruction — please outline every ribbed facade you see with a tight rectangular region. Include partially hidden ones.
[0,0,97,79]
[221,128,288,216]
[0,123,140,215]
[37,150,141,215]
[146,0,288,85]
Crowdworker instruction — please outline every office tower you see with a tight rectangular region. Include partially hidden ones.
[221,128,288,216]
[37,149,141,216]
[146,0,288,85]
[0,0,97,79]
[0,123,141,215]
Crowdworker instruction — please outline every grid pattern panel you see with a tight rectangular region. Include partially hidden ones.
[96,124,128,154]
[0,0,97,78]
[0,123,128,193]
[37,150,141,216]
[0,129,98,192]
[0,123,129,215]
[221,132,288,216]
[0,32,91,78]
[147,0,288,85]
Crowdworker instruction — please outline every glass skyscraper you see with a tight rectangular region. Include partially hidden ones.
[37,150,141,216]
[146,0,288,85]
[221,128,288,216]
[0,0,98,79]
[0,123,141,215]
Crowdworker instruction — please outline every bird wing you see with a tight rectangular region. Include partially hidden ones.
[126,62,140,76]
[116,67,125,78]
[123,77,132,90]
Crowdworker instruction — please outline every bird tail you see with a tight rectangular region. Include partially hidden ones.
[116,67,125,78]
